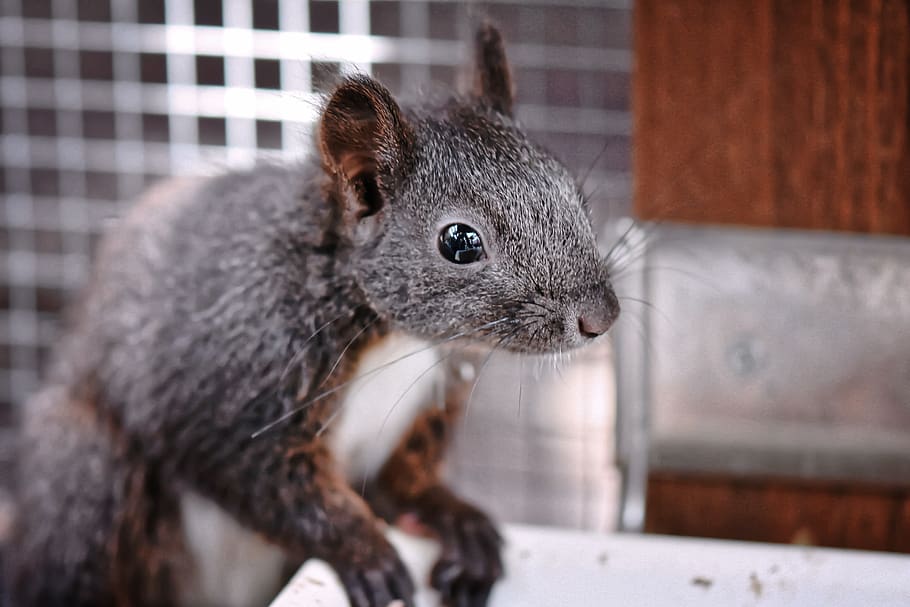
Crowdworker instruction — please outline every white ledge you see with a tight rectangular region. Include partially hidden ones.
[269,523,910,607]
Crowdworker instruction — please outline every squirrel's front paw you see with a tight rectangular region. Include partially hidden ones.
[412,488,504,607]
[329,533,415,607]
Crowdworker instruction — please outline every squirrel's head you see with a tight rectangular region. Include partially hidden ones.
[318,24,619,354]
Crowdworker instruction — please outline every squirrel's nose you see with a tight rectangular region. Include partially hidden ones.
[578,311,611,338]
[577,290,620,339]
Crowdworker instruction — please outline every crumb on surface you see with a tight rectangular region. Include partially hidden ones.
[749,572,763,597]
[691,576,713,589]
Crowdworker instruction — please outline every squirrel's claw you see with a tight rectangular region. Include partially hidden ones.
[332,539,415,607]
[425,500,504,607]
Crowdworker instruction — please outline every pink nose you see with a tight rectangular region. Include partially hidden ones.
[578,311,612,338]
[577,290,620,338]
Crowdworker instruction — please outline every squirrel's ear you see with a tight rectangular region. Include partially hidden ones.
[319,75,414,220]
[473,22,514,116]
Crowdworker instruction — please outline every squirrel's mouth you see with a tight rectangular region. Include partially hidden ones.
[468,309,617,355]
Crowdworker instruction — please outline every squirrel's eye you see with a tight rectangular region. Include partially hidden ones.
[438,223,485,264]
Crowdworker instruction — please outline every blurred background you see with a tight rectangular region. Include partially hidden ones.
[1,0,909,560]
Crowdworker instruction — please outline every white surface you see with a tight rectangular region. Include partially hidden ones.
[270,524,910,607]
[329,333,441,482]
[178,490,287,607]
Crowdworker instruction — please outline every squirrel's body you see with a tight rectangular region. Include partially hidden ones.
[14,163,379,605]
[10,26,619,607]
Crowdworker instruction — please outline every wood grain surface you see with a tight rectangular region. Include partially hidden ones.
[634,0,910,234]
[646,473,910,552]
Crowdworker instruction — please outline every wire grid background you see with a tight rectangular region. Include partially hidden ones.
[0,0,631,529]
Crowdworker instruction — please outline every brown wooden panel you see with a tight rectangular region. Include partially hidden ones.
[645,473,908,552]
[634,0,910,234]
[894,496,910,552]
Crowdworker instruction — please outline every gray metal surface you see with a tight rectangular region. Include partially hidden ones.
[620,224,910,486]
[606,219,651,531]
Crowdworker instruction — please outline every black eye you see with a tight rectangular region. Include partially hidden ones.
[438,223,485,264]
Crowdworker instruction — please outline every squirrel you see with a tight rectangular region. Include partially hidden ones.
[8,23,619,607]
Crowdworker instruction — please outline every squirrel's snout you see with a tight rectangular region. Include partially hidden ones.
[576,289,620,339]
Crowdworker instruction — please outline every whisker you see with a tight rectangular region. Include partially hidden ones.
[616,304,645,330]
[607,235,652,274]
[605,219,662,270]
[374,349,455,442]
[528,322,545,352]
[314,400,345,438]
[251,317,513,438]
[519,314,549,327]
[613,263,719,293]
[462,329,518,429]
[518,299,559,316]
[617,311,657,356]
[353,344,470,499]
[603,229,640,274]
[319,343,461,442]
[552,352,567,385]
[318,318,377,389]
[609,223,724,278]
[617,295,674,327]
[277,308,354,389]
[602,218,641,268]
[517,355,524,420]
[579,137,612,195]
[605,223,671,276]
[583,181,607,213]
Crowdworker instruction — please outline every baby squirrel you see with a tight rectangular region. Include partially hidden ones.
[9,23,619,607]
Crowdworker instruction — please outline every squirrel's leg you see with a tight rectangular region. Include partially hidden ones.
[184,413,415,607]
[366,354,504,607]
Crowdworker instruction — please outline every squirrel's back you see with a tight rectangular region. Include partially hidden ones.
[49,159,372,456]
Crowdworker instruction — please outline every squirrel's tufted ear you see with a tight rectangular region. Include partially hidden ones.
[473,22,514,116]
[319,75,414,221]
